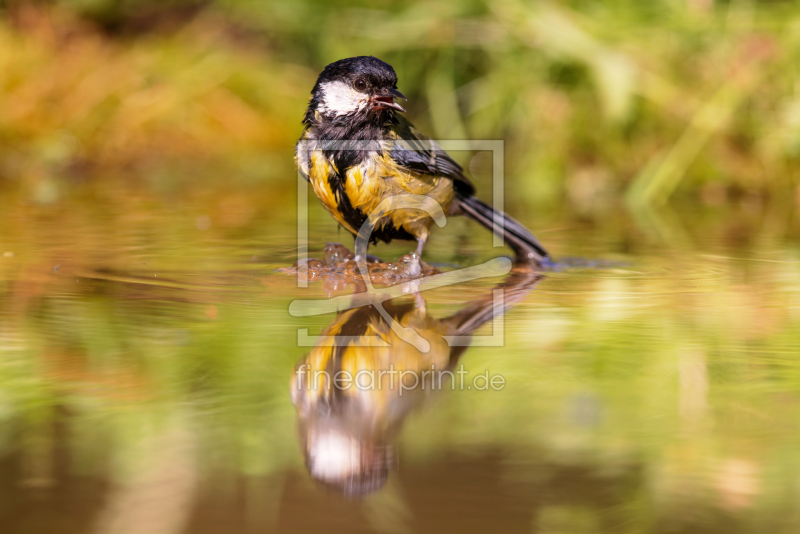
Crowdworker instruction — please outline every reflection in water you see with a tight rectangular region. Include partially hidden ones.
[3,226,800,531]
[290,269,542,496]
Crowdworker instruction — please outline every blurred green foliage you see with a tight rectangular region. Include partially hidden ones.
[3,2,800,531]
[2,0,800,214]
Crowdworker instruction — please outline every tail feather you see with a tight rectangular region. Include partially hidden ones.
[445,269,544,337]
[455,195,550,265]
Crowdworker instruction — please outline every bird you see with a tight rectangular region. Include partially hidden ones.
[290,269,542,495]
[295,56,550,272]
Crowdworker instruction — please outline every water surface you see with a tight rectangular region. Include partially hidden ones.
[1,193,799,534]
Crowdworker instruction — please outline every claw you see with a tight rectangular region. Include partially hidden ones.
[406,254,421,277]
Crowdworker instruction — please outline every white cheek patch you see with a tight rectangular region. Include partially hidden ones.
[319,81,369,117]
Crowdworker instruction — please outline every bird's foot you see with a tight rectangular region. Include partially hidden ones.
[404,252,421,278]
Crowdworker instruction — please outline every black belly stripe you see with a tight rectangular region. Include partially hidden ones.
[327,170,367,234]
[371,222,416,244]
[326,166,416,244]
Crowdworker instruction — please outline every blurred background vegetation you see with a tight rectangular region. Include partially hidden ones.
[3,2,800,532]
[3,0,800,218]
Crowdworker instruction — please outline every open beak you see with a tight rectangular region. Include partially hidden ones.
[371,87,407,112]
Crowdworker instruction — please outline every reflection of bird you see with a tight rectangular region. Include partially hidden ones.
[290,269,542,496]
[295,56,550,270]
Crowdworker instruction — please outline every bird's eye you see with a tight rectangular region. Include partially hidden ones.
[354,78,367,92]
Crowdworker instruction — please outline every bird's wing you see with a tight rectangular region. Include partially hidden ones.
[387,116,475,196]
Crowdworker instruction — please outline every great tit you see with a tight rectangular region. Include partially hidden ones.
[290,269,542,495]
[295,56,550,270]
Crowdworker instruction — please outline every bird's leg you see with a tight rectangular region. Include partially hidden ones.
[414,288,426,309]
[407,232,427,278]
[414,235,426,257]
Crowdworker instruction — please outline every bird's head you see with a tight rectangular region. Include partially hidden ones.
[304,56,406,126]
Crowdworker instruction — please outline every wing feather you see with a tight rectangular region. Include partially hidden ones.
[387,116,475,196]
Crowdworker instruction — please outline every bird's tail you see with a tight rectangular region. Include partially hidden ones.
[455,195,550,265]
[445,268,544,337]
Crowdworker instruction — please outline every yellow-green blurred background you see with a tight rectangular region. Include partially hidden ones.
[5,0,800,212]
[3,2,800,533]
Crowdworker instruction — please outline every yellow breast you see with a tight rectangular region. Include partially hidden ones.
[306,149,455,239]
[307,151,355,232]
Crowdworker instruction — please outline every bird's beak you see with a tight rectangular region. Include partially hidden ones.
[371,88,407,112]
[388,88,407,101]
